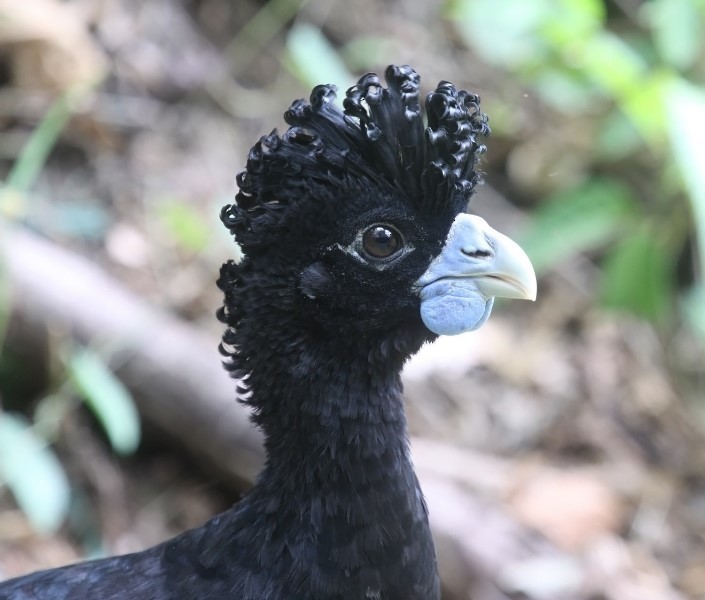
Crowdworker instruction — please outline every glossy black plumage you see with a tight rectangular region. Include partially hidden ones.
[0,65,490,600]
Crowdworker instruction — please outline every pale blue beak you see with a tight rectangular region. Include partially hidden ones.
[417,214,537,336]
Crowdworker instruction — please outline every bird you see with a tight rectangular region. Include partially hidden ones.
[0,64,536,600]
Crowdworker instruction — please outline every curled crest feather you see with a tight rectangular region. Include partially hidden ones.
[221,64,490,253]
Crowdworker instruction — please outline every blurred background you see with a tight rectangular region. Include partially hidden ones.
[0,0,704,598]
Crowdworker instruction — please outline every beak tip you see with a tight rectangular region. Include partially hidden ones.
[527,281,538,302]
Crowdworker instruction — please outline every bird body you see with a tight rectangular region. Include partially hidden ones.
[0,65,536,599]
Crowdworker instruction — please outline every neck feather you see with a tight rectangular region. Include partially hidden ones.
[240,348,437,598]
[215,271,440,598]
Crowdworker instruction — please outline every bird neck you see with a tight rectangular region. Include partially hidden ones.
[241,332,424,514]
[254,348,414,487]
[242,353,436,598]
[219,306,439,597]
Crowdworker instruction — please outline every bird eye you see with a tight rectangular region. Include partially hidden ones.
[360,224,403,260]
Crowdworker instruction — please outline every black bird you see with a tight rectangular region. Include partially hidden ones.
[0,65,536,600]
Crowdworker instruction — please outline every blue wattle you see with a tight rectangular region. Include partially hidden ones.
[419,279,494,335]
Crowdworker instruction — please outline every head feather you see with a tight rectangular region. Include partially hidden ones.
[221,65,490,253]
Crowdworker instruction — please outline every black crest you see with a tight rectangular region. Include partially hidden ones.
[221,64,490,252]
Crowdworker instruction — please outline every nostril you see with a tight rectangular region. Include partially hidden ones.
[462,248,492,259]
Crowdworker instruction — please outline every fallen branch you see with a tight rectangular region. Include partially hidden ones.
[1,224,263,487]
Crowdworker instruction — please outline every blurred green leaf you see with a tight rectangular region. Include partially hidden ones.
[33,393,77,443]
[646,0,702,71]
[519,178,638,274]
[618,69,672,146]
[448,0,605,70]
[600,225,673,321]
[579,31,647,97]
[68,348,140,455]
[342,36,395,71]
[0,89,78,218]
[225,0,310,73]
[538,0,605,45]
[666,79,705,281]
[447,0,550,68]
[448,0,665,136]
[596,110,646,160]
[159,201,209,252]
[286,23,353,91]
[0,412,71,533]
[532,68,603,113]
[0,84,99,223]
[4,94,73,194]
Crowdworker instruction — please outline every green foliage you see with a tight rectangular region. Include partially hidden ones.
[0,87,140,533]
[448,0,705,335]
[667,80,705,335]
[0,89,78,353]
[520,179,637,275]
[601,225,674,321]
[286,22,353,92]
[447,0,606,73]
[0,91,76,203]
[667,81,705,272]
[647,0,702,70]
[0,413,71,533]
[340,36,394,72]
[159,200,210,253]
[68,348,141,455]
[225,0,310,74]
[0,84,111,242]
[0,343,141,532]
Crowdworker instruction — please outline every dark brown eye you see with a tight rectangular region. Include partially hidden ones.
[361,224,403,259]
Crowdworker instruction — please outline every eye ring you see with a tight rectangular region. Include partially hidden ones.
[359,223,404,260]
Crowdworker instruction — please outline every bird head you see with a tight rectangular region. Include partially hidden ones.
[219,65,536,364]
